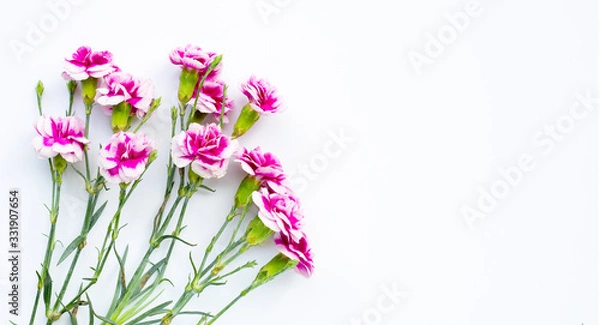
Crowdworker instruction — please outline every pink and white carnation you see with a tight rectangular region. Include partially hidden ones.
[99,132,155,184]
[241,76,284,115]
[62,46,118,81]
[95,72,155,118]
[192,79,234,122]
[170,44,221,78]
[171,123,238,179]
[274,231,314,277]
[236,147,286,189]
[33,116,89,163]
[252,187,304,243]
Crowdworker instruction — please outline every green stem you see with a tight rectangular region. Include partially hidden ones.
[107,194,185,321]
[162,206,249,324]
[51,192,98,314]
[206,286,254,325]
[34,168,62,323]
[83,104,93,182]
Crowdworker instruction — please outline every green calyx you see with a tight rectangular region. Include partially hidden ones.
[111,102,133,133]
[251,253,298,288]
[233,175,262,209]
[178,69,200,104]
[232,103,260,139]
[81,78,97,107]
[245,216,274,246]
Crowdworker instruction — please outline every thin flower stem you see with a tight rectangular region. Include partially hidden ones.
[198,212,232,275]
[162,205,250,324]
[115,180,201,323]
[30,161,57,325]
[56,168,150,318]
[83,104,93,182]
[205,285,255,325]
[50,191,99,316]
[107,193,185,321]
[31,168,62,324]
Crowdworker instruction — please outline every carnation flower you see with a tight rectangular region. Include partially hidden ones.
[62,46,118,81]
[251,187,304,243]
[96,71,155,118]
[236,147,286,187]
[99,132,156,184]
[232,76,284,138]
[32,115,89,163]
[169,44,221,78]
[170,45,222,104]
[171,123,238,179]
[191,79,234,123]
[241,75,284,115]
[274,231,314,277]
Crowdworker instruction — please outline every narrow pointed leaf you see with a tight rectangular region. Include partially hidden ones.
[58,235,85,265]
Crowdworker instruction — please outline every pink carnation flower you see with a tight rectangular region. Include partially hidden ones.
[192,79,234,123]
[96,72,155,118]
[170,44,221,78]
[241,76,284,115]
[252,187,304,243]
[32,116,89,163]
[274,231,314,277]
[62,46,118,81]
[236,147,286,188]
[99,132,155,184]
[171,123,238,179]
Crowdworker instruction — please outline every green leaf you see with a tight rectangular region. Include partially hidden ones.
[131,258,167,299]
[123,300,172,325]
[113,245,129,293]
[58,235,85,265]
[135,320,163,325]
[178,311,213,317]
[156,235,196,247]
[43,270,53,308]
[67,308,79,325]
[89,201,108,230]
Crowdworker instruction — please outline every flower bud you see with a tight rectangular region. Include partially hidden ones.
[177,69,200,104]
[232,103,261,138]
[81,77,97,107]
[36,80,45,99]
[111,102,133,132]
[234,175,262,208]
[245,216,274,246]
[148,150,158,165]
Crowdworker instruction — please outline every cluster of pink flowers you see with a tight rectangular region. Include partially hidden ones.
[63,46,155,128]
[238,147,314,276]
[35,43,311,280]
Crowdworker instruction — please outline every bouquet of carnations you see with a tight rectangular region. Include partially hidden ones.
[29,45,313,325]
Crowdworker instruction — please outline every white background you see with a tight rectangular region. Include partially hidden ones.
[0,0,597,324]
